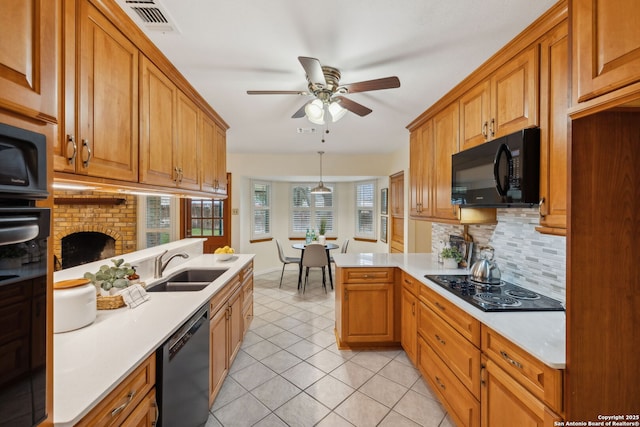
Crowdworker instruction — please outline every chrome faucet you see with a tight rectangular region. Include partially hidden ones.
[154,250,189,278]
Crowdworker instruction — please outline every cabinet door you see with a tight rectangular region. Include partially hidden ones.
[400,286,417,364]
[175,92,201,190]
[139,56,177,186]
[409,130,424,218]
[200,115,218,193]
[432,102,459,221]
[123,389,158,427]
[216,126,228,194]
[481,359,561,427]
[0,0,57,123]
[538,22,569,235]
[228,287,243,365]
[209,306,229,406]
[490,46,538,138]
[573,0,640,103]
[459,80,491,150]
[78,0,139,180]
[343,283,394,342]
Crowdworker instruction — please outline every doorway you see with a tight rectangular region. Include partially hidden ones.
[389,171,404,253]
[181,173,232,253]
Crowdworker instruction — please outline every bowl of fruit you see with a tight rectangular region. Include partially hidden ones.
[214,246,235,261]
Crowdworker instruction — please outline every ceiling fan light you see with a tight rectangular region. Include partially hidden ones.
[328,101,347,122]
[305,99,325,124]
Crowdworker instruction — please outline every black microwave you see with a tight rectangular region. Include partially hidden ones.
[451,127,540,207]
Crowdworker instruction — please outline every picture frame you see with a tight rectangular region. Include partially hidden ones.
[380,216,388,243]
[380,188,388,215]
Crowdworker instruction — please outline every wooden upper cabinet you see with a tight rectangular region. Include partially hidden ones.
[432,102,459,221]
[459,80,491,150]
[175,92,201,190]
[0,0,57,123]
[572,0,640,103]
[409,121,432,219]
[140,55,177,187]
[490,46,539,138]
[459,46,538,150]
[537,22,569,235]
[75,0,139,181]
[201,116,227,195]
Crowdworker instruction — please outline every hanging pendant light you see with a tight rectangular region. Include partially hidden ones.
[310,151,332,194]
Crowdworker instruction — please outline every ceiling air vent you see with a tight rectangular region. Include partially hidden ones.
[124,0,179,32]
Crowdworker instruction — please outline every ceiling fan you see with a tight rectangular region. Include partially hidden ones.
[247,56,400,124]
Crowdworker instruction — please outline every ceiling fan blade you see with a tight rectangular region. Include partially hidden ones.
[247,90,308,95]
[298,56,326,86]
[291,102,308,118]
[341,76,400,94]
[334,96,372,117]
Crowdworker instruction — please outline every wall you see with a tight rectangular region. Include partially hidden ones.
[431,208,566,301]
[228,151,407,273]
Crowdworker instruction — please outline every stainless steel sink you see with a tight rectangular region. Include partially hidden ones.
[146,269,227,292]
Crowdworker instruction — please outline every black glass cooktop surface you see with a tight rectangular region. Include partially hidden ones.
[424,275,565,312]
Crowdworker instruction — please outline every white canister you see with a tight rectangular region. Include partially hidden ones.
[53,279,97,333]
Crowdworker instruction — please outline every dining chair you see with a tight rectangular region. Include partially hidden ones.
[301,243,329,293]
[330,239,349,264]
[276,239,301,288]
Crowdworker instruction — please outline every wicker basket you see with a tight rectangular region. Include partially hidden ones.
[96,294,126,310]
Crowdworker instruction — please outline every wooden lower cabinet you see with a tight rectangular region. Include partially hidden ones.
[418,335,480,427]
[481,358,561,427]
[335,267,396,348]
[209,261,253,406]
[76,354,156,427]
[400,284,417,364]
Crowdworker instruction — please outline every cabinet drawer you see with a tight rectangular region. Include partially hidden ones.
[418,336,480,427]
[482,326,563,413]
[241,261,254,282]
[419,303,481,398]
[341,268,395,283]
[241,275,253,304]
[77,353,156,427]
[419,285,481,345]
[401,271,420,295]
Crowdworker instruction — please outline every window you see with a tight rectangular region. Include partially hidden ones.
[188,199,224,237]
[251,180,271,240]
[138,195,178,248]
[290,183,335,237]
[355,180,376,239]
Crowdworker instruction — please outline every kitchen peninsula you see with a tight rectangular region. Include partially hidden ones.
[333,252,566,426]
[52,239,254,426]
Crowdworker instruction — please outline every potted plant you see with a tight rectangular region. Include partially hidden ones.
[84,258,135,296]
[318,218,327,244]
[441,246,463,269]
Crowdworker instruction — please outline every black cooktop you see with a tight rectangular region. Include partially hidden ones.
[424,275,565,312]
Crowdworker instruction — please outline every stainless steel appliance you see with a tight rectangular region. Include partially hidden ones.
[451,127,540,207]
[0,122,50,426]
[425,275,564,312]
[156,305,209,427]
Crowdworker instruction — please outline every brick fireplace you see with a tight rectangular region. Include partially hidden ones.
[53,190,138,270]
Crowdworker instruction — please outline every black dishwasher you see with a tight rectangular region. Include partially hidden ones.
[156,305,210,427]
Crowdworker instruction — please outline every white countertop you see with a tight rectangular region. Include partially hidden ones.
[333,253,566,369]
[53,254,254,426]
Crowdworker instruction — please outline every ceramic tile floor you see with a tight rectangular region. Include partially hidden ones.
[205,268,455,427]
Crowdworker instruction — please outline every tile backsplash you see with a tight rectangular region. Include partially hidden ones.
[432,208,566,302]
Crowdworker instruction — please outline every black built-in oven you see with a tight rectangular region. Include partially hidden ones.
[0,122,50,426]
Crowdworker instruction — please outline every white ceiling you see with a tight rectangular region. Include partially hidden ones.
[116,0,557,155]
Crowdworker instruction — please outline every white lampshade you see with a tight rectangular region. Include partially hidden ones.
[328,101,347,122]
[305,99,325,124]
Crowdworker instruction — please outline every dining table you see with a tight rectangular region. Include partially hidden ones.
[292,242,339,290]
